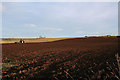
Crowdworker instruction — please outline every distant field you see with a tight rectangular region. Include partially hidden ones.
[0,36,116,44]
[1,37,79,43]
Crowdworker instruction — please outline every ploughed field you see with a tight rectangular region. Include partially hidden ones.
[2,37,119,80]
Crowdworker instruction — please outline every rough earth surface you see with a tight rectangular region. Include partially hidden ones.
[2,37,119,80]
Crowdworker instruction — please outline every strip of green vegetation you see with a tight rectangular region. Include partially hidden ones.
[1,61,25,69]
[2,38,21,41]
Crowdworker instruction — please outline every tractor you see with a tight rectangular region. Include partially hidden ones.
[15,39,25,43]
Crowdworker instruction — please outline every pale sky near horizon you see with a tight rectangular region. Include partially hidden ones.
[2,2,118,38]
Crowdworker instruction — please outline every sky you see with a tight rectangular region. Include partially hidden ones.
[2,2,118,38]
[2,0,119,2]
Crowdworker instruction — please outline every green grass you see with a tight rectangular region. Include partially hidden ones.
[1,61,25,69]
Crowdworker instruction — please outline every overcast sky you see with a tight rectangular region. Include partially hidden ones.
[2,2,118,38]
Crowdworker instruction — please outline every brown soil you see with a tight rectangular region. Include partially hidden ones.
[2,37,119,80]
